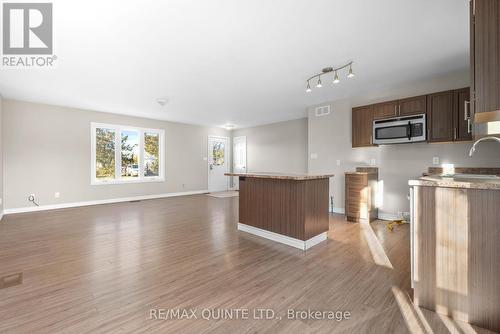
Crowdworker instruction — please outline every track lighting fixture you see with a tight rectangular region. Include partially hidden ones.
[305,61,354,92]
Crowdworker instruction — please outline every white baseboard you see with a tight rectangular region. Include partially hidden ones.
[378,212,402,221]
[237,223,327,251]
[331,207,345,214]
[3,190,209,215]
[330,206,401,222]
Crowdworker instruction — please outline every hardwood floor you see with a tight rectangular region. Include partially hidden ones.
[0,195,494,334]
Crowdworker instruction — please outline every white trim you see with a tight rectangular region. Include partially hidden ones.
[331,207,345,214]
[378,212,402,221]
[90,122,165,185]
[237,223,328,251]
[3,190,208,215]
[0,211,3,221]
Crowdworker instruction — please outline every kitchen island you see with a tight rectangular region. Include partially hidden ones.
[225,172,334,250]
[409,174,500,332]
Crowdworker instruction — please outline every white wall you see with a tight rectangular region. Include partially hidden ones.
[232,118,308,174]
[3,99,229,210]
[308,70,500,218]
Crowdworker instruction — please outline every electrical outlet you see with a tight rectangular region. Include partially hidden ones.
[433,156,440,165]
[203,157,208,161]
[370,158,376,166]
[336,159,341,166]
[182,184,186,188]
[310,153,318,160]
[54,192,60,199]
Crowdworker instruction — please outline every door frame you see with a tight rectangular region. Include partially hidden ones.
[232,136,247,190]
[207,135,230,192]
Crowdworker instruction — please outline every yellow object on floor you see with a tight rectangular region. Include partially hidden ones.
[386,219,406,231]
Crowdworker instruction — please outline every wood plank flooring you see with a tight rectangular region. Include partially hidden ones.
[0,195,495,334]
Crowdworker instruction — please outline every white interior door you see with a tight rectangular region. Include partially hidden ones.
[208,136,229,192]
[233,136,247,190]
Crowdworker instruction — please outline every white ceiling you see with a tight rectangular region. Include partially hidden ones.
[0,0,469,129]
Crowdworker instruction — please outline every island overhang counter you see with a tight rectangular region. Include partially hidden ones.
[225,172,334,250]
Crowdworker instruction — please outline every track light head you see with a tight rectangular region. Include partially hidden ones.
[306,81,312,92]
[316,77,322,88]
[347,64,355,78]
[333,71,340,84]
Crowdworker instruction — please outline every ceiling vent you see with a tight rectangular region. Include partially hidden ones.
[315,105,331,117]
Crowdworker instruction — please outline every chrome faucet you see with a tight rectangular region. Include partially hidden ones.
[469,136,500,156]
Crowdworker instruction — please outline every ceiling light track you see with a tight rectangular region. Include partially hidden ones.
[305,61,354,92]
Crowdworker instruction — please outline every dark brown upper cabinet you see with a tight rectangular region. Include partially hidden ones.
[427,91,454,142]
[373,96,427,120]
[470,0,500,131]
[399,95,427,116]
[454,88,473,141]
[352,105,375,148]
[373,101,398,120]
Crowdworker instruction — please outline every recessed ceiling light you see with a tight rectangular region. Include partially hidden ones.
[156,97,169,107]
[224,123,235,130]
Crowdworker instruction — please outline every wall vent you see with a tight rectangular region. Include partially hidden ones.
[315,105,331,117]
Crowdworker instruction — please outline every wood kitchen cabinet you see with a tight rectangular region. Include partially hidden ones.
[372,96,427,120]
[373,101,398,119]
[427,91,454,142]
[427,89,473,143]
[352,105,374,147]
[399,95,427,116]
[345,167,378,223]
[470,0,500,128]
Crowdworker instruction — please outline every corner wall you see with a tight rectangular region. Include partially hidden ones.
[232,118,308,174]
[2,99,229,211]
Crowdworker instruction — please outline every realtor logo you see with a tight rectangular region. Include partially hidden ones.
[2,2,56,67]
[3,2,52,54]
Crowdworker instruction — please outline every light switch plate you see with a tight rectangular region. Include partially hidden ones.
[336,160,341,166]
[54,192,60,199]
[433,157,440,165]
[310,153,318,160]
[203,157,207,161]
[370,158,376,166]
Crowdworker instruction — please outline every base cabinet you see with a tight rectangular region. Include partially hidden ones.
[412,186,500,332]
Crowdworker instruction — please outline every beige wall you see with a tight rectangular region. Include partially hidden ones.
[232,118,308,174]
[3,99,229,210]
[308,70,500,218]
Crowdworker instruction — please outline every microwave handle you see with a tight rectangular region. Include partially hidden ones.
[407,122,412,140]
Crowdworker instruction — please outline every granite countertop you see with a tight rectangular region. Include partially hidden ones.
[409,176,500,190]
[225,172,334,180]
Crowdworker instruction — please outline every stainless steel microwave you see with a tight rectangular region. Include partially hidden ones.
[373,114,426,145]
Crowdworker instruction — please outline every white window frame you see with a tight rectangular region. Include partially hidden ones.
[91,122,165,185]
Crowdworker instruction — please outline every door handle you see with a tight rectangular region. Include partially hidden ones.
[464,100,471,120]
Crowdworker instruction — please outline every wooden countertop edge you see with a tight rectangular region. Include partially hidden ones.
[225,173,334,180]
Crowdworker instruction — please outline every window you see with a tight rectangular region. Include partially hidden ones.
[212,141,225,166]
[91,123,164,184]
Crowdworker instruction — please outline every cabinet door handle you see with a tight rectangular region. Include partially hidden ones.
[467,119,472,134]
[394,105,397,115]
[398,104,401,115]
[464,100,471,120]
[454,128,457,140]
